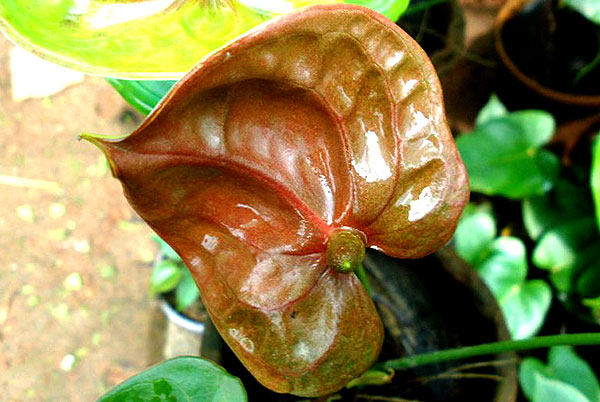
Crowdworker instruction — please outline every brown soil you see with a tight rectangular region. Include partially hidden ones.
[0,35,161,402]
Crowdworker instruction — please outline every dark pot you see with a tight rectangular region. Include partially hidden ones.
[494,0,600,114]
[397,0,466,76]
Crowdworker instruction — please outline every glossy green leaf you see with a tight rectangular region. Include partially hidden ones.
[533,375,591,402]
[477,237,527,297]
[520,357,547,399]
[592,135,600,231]
[475,94,508,127]
[532,218,598,292]
[457,110,559,199]
[476,237,551,339]
[0,0,412,79]
[151,260,184,295]
[0,0,340,79]
[97,356,247,402]
[346,0,409,21]
[176,268,201,311]
[152,235,181,261]
[107,79,176,115]
[564,0,600,25]
[548,346,600,402]
[500,280,551,341]
[523,179,593,241]
[454,202,496,266]
[519,347,600,402]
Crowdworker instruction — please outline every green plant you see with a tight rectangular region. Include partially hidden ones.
[520,346,600,402]
[454,203,552,339]
[151,236,200,312]
[456,95,559,199]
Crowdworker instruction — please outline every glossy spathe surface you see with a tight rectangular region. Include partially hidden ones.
[84,4,468,396]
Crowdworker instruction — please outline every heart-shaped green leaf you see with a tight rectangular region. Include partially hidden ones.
[456,213,552,339]
[454,202,496,266]
[97,356,247,402]
[532,218,599,292]
[83,4,468,397]
[519,346,600,402]
[151,259,184,295]
[523,179,593,241]
[457,97,559,199]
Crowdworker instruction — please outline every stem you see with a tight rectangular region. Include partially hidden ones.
[377,333,600,371]
[355,263,373,295]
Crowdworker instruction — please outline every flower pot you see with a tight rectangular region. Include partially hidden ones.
[494,0,600,114]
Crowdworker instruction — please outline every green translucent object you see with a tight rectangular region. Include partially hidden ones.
[0,0,339,79]
[107,78,176,114]
[347,0,409,21]
[0,0,408,79]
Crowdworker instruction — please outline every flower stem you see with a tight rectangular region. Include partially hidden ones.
[355,263,372,295]
[377,333,600,371]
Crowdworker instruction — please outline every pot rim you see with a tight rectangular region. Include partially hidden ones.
[494,0,600,107]
[159,296,206,334]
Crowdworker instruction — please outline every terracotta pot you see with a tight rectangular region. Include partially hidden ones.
[494,0,600,109]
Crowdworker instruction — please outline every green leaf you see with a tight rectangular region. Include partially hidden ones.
[520,358,548,400]
[346,0,410,21]
[477,237,527,298]
[107,79,176,115]
[532,218,598,292]
[519,346,600,402]
[97,356,247,402]
[454,203,496,266]
[475,94,508,127]
[152,235,181,261]
[176,269,201,311]
[533,374,591,402]
[500,280,551,341]
[0,1,408,79]
[475,237,551,339]
[548,346,600,402]
[151,260,184,295]
[592,135,600,231]
[523,179,593,241]
[564,0,600,25]
[457,111,558,199]
[576,258,600,298]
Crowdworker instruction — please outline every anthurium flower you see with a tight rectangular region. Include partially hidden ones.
[83,4,468,397]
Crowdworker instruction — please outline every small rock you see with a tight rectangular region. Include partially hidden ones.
[64,272,83,292]
[16,204,34,223]
[49,202,66,219]
[60,354,77,372]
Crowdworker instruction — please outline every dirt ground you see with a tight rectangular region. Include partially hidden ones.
[0,34,162,402]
